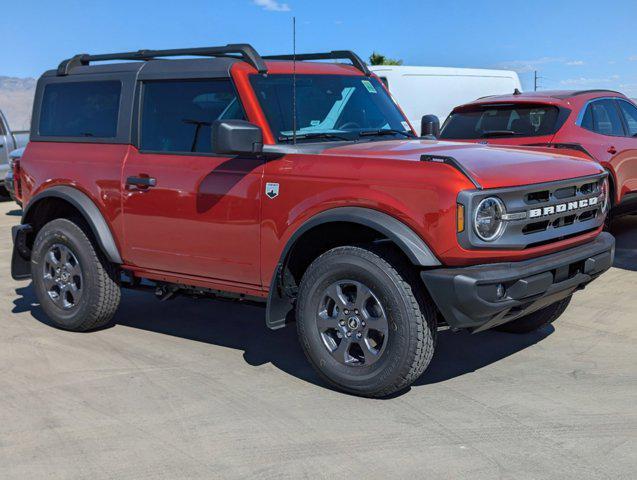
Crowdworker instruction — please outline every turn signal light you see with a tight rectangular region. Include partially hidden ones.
[457,203,465,233]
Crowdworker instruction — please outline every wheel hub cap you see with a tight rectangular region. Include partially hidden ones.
[316,280,389,367]
[42,244,83,310]
[347,316,360,330]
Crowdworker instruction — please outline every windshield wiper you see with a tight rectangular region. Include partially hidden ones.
[480,130,522,138]
[358,129,416,139]
[278,132,351,142]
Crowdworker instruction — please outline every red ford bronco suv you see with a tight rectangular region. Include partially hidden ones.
[11,45,614,397]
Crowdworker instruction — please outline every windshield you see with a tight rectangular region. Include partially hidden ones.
[250,75,413,142]
[440,104,561,140]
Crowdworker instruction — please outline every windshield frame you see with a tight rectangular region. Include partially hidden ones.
[249,73,415,144]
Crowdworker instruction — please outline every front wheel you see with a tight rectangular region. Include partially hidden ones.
[31,218,121,331]
[296,246,437,397]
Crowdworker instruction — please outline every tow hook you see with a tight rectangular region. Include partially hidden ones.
[155,284,179,301]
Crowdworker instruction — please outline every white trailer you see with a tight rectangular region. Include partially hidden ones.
[370,65,522,135]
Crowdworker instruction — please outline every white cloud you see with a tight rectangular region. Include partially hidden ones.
[629,55,637,62]
[619,81,637,98]
[565,60,584,66]
[560,75,620,86]
[497,57,563,73]
[252,0,290,11]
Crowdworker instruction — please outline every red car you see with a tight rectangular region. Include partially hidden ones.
[10,45,613,397]
[438,90,637,221]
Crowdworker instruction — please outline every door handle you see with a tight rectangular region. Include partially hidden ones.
[126,175,157,189]
[607,146,617,155]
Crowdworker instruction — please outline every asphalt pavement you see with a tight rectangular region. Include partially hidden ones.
[0,198,635,479]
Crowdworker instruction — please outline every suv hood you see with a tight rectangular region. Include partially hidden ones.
[322,139,604,189]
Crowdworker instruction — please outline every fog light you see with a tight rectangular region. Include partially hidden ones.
[495,283,506,300]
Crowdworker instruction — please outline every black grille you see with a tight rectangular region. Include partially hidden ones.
[457,173,607,250]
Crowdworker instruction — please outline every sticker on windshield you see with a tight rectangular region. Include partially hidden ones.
[361,80,377,94]
[401,121,411,131]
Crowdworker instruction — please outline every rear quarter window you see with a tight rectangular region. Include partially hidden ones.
[440,104,560,140]
[39,81,121,138]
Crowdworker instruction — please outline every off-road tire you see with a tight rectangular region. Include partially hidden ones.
[495,295,572,334]
[31,218,121,331]
[296,245,437,397]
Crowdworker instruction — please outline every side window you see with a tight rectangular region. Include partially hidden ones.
[581,99,625,136]
[140,79,246,153]
[39,81,121,137]
[580,105,594,131]
[618,100,637,137]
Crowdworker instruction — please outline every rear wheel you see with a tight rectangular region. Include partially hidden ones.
[296,245,436,397]
[31,218,121,331]
[495,296,572,334]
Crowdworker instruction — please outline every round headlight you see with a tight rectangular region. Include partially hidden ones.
[474,197,506,242]
[600,177,610,215]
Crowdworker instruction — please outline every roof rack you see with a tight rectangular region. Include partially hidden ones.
[263,50,371,76]
[57,43,268,76]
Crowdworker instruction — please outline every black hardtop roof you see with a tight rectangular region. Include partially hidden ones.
[51,44,370,77]
[42,57,241,79]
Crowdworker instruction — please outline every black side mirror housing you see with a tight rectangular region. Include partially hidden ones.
[421,114,440,139]
[212,120,263,155]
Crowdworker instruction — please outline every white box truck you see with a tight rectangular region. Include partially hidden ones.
[370,66,522,135]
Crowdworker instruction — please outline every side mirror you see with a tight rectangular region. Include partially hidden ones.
[421,114,440,139]
[212,120,263,155]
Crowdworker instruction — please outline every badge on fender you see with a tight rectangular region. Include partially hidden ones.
[266,182,279,199]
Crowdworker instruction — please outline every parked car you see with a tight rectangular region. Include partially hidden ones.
[438,90,637,221]
[11,45,614,397]
[5,147,24,205]
[0,109,29,196]
[369,65,521,135]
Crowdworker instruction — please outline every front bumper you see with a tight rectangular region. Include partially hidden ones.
[421,232,615,332]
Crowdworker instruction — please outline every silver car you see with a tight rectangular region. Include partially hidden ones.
[4,147,23,205]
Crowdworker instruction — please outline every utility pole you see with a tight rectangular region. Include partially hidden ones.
[534,70,538,91]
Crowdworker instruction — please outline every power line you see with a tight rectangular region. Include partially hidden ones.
[533,70,549,91]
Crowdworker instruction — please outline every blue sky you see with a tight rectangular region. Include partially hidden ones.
[3,0,636,96]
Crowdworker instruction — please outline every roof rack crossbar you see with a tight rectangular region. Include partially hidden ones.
[263,50,371,76]
[57,43,268,76]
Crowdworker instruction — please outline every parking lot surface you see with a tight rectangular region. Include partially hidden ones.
[0,199,635,479]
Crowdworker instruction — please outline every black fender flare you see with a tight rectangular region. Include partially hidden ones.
[22,185,123,264]
[265,206,440,329]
